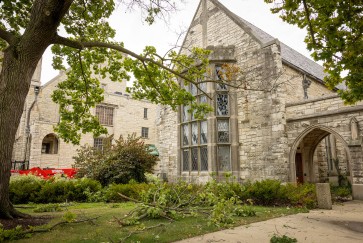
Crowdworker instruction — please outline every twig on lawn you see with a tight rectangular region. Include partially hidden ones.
[118,222,169,243]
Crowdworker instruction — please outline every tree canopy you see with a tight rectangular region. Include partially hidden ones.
[265,0,363,103]
[0,0,220,219]
[0,0,212,144]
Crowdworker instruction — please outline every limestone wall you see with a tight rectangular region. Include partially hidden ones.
[13,69,158,169]
[286,95,363,184]
[283,65,334,103]
[157,0,290,182]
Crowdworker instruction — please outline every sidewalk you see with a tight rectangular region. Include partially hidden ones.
[176,201,363,243]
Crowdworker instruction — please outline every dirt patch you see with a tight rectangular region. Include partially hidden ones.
[0,216,52,230]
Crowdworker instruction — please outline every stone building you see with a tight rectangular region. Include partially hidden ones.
[12,60,158,169]
[156,0,363,198]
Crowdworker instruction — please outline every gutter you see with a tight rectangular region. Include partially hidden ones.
[23,86,40,163]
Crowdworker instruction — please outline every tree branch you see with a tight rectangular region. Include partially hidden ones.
[302,0,317,46]
[53,36,212,99]
[0,28,16,44]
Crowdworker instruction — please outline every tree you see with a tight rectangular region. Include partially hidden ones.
[265,0,363,103]
[73,135,159,186]
[0,0,213,219]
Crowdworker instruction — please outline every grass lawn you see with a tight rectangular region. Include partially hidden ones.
[14,203,308,243]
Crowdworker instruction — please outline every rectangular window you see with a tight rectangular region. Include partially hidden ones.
[200,121,207,144]
[216,94,229,116]
[96,105,114,126]
[182,124,189,146]
[200,146,208,171]
[218,146,231,171]
[182,149,189,171]
[141,127,149,138]
[217,120,229,143]
[191,147,198,171]
[144,108,148,119]
[94,138,103,150]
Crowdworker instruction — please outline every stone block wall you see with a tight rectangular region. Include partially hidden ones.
[12,68,158,169]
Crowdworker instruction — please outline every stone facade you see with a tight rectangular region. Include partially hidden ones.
[156,0,363,198]
[12,64,158,169]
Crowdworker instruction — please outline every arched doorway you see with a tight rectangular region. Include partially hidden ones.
[289,125,352,184]
[41,134,59,154]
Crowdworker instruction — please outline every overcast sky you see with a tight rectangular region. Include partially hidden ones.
[40,0,313,84]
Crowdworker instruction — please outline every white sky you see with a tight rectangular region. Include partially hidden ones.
[40,0,313,84]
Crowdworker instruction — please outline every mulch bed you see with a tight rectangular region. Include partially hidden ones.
[0,215,52,230]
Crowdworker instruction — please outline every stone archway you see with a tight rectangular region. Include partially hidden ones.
[289,125,352,184]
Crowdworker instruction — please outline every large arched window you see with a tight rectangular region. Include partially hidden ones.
[41,134,59,154]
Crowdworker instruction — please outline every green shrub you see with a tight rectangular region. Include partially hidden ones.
[10,175,102,204]
[286,183,317,209]
[235,180,317,208]
[10,175,45,204]
[241,180,288,206]
[103,183,151,202]
[270,234,297,243]
[331,184,352,202]
[37,177,102,203]
[74,135,159,186]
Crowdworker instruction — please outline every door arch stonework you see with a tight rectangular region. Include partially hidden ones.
[288,125,352,183]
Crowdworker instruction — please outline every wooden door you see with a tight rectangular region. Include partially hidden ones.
[295,153,304,183]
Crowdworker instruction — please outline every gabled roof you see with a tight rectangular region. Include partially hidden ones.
[209,0,325,81]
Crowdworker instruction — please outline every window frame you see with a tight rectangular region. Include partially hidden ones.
[141,127,149,139]
[96,105,114,126]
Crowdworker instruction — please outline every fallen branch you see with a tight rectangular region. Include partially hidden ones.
[23,216,101,234]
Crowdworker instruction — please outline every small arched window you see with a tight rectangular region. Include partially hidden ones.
[41,134,59,154]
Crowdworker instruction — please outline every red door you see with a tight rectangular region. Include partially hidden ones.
[295,153,304,184]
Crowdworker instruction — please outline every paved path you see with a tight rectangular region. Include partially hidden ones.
[176,201,363,243]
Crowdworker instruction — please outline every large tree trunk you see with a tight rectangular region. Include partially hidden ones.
[0,0,73,219]
[0,49,38,219]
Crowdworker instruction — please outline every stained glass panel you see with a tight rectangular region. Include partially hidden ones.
[200,146,208,171]
[217,120,229,143]
[191,147,198,171]
[191,122,198,145]
[216,94,229,116]
[218,146,231,171]
[200,121,207,144]
[182,124,189,146]
[183,149,189,171]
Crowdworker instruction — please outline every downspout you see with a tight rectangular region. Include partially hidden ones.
[23,86,40,166]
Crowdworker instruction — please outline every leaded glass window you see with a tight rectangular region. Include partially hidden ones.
[218,146,231,171]
[191,147,198,171]
[216,94,229,116]
[217,120,229,143]
[215,64,231,172]
[183,149,189,171]
[191,122,198,145]
[182,124,189,146]
[200,146,208,171]
[182,106,189,122]
[200,121,207,144]
[180,79,208,173]
[199,95,207,104]
[216,66,228,91]
[199,82,207,92]
[191,83,197,96]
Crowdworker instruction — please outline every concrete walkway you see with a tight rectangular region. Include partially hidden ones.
[176,201,363,243]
